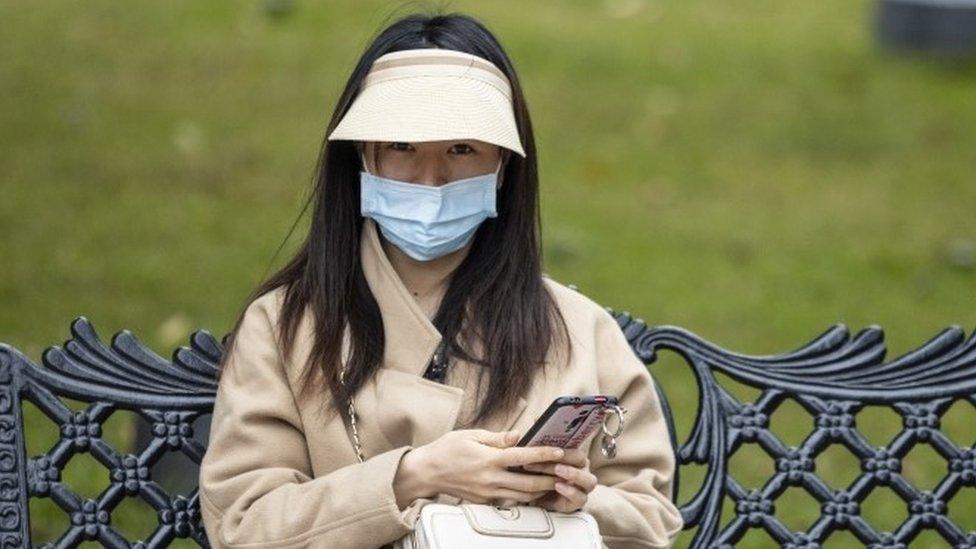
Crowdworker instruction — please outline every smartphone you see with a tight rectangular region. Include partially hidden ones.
[516,395,618,450]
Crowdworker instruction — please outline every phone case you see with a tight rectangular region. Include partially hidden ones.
[516,395,618,450]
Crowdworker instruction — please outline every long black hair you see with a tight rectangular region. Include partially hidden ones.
[220,9,572,428]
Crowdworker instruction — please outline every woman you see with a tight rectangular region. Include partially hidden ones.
[199,11,683,549]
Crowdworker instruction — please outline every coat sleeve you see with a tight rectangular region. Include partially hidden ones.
[581,308,684,549]
[198,292,425,548]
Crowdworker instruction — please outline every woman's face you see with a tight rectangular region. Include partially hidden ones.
[361,139,505,187]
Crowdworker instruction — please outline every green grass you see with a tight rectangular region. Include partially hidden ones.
[2,0,975,546]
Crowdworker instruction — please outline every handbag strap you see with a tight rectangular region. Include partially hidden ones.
[337,357,367,463]
[339,339,450,463]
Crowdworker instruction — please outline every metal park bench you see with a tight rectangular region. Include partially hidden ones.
[1,299,975,547]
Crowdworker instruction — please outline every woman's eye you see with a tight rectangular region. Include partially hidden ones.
[387,142,412,151]
[451,144,474,154]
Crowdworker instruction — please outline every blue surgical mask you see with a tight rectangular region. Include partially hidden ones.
[360,154,502,262]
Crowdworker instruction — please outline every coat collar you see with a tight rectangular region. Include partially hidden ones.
[358,217,527,434]
[360,217,444,378]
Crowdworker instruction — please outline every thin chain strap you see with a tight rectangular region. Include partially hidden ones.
[338,339,450,463]
[337,359,366,463]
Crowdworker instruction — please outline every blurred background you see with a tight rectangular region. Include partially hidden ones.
[2,0,975,546]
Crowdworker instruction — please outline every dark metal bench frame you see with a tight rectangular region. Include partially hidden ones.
[2,302,975,547]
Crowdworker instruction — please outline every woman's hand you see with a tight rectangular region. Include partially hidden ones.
[395,429,565,507]
[521,447,598,512]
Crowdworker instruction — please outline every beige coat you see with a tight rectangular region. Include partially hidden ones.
[199,218,683,548]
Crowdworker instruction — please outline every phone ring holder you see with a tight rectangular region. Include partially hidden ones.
[601,404,627,438]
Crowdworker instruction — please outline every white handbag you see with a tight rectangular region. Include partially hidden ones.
[337,348,621,548]
[392,502,602,549]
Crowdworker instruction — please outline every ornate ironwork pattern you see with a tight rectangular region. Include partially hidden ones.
[605,306,976,548]
[0,317,220,548]
[2,302,975,547]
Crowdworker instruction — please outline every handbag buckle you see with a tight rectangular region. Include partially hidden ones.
[461,503,555,537]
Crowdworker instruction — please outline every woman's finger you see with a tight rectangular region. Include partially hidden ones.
[553,481,587,510]
[554,464,599,493]
[559,447,588,468]
[521,448,588,472]
[493,469,557,493]
[532,487,584,513]
[490,486,555,503]
[528,491,559,510]
[473,429,520,448]
[497,446,565,468]
[522,462,554,474]
[524,462,598,493]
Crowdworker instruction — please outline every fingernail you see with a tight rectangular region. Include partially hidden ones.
[553,448,564,459]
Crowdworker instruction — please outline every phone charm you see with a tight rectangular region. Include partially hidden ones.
[600,404,627,459]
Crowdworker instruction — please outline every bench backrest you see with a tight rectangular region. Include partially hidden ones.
[612,307,976,548]
[2,304,974,547]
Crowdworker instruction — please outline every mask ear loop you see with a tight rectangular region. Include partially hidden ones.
[495,151,507,189]
[358,142,376,176]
